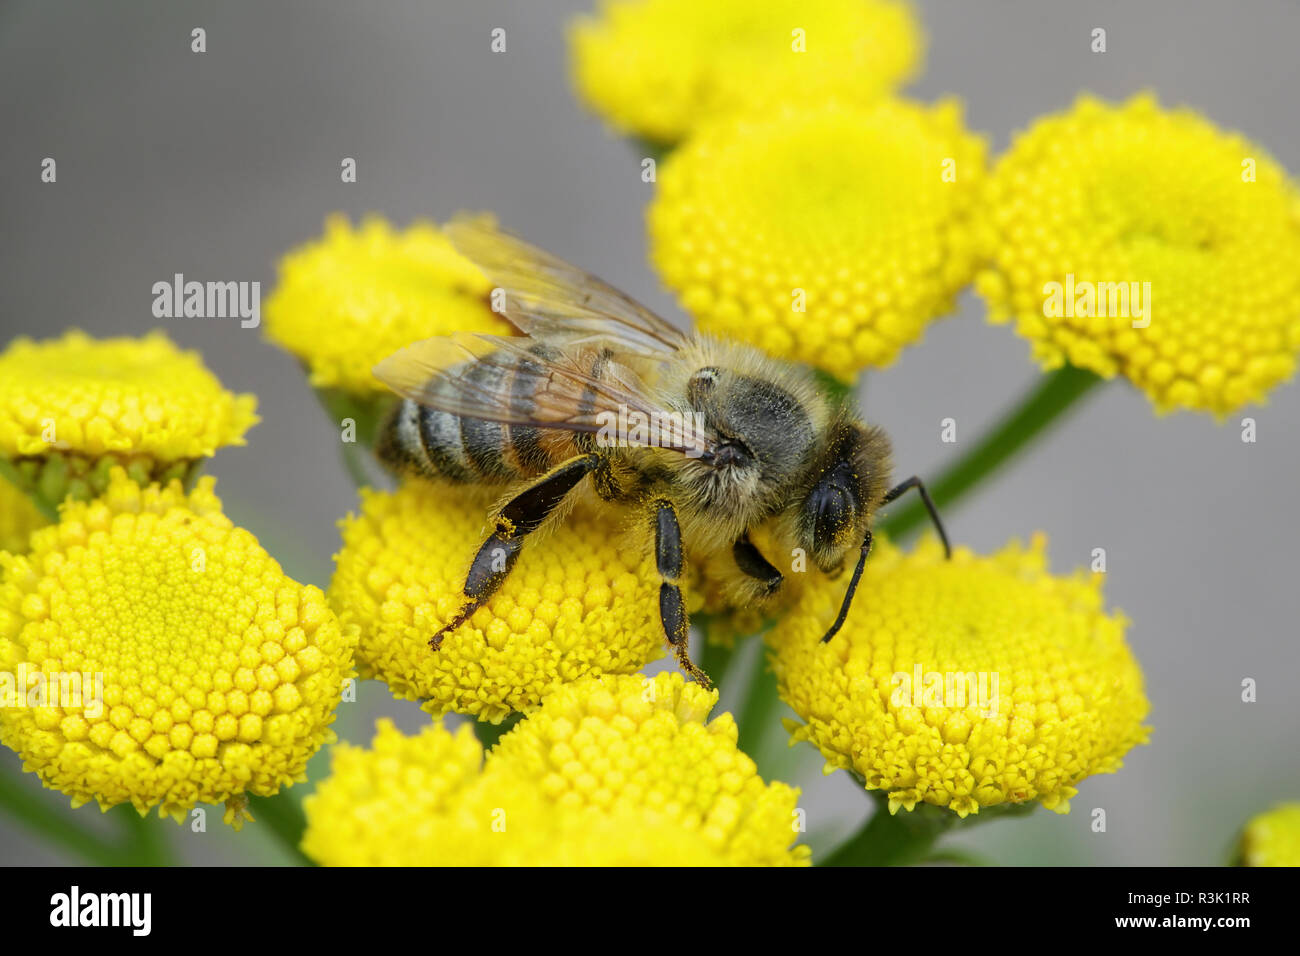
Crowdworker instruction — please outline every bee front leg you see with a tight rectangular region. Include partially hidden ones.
[733,532,784,598]
[882,476,952,558]
[651,498,712,689]
[432,454,600,650]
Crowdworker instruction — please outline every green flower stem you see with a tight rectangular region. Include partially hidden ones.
[877,364,1103,541]
[0,772,121,865]
[311,385,396,490]
[473,712,523,751]
[735,654,781,761]
[339,441,374,489]
[248,793,316,866]
[113,804,173,867]
[825,792,1038,866]
[821,795,958,866]
[925,848,994,866]
[631,138,672,166]
[695,613,739,691]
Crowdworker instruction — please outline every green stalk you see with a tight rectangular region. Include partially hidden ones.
[821,795,958,866]
[113,805,173,866]
[472,712,523,752]
[0,774,121,865]
[735,655,780,761]
[694,613,739,691]
[247,793,316,866]
[877,364,1103,541]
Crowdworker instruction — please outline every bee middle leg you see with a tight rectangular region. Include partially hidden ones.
[651,498,712,689]
[431,453,601,649]
[733,532,784,598]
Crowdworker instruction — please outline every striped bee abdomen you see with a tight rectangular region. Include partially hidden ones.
[375,346,593,485]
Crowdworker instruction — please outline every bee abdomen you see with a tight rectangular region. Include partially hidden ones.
[376,398,474,483]
[376,356,575,485]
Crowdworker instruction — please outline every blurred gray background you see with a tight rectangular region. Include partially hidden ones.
[2,0,1297,866]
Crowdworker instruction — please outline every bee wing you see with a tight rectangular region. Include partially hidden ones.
[374,333,717,459]
[444,214,692,358]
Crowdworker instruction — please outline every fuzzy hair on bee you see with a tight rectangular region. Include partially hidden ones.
[372,215,951,686]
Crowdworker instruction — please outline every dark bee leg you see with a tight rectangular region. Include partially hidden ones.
[733,533,783,597]
[882,476,951,558]
[820,530,872,644]
[431,454,601,649]
[652,498,712,688]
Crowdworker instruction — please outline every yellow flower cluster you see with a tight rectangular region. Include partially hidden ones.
[301,673,808,865]
[0,331,257,498]
[263,216,510,396]
[0,471,356,825]
[1239,802,1300,866]
[329,479,691,723]
[976,93,1300,415]
[570,0,924,145]
[649,99,987,379]
[768,534,1149,817]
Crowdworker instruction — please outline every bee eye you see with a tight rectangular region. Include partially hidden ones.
[804,464,859,558]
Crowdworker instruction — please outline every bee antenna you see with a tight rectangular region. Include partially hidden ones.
[819,529,873,644]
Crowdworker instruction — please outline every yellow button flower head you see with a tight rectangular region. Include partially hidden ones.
[0,331,257,505]
[264,215,510,397]
[768,535,1150,817]
[0,481,47,554]
[0,470,356,825]
[1238,802,1300,866]
[301,674,809,865]
[570,0,924,145]
[649,99,987,380]
[303,721,733,866]
[976,93,1300,416]
[329,479,690,723]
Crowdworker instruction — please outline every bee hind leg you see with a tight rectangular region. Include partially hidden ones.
[651,498,712,689]
[432,454,601,650]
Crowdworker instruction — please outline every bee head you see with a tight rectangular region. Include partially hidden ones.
[684,365,818,509]
[795,419,892,574]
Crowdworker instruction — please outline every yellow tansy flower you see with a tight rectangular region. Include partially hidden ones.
[0,480,48,554]
[976,93,1300,415]
[264,215,510,397]
[1239,802,1300,866]
[0,331,257,504]
[303,721,732,866]
[768,534,1150,817]
[649,99,987,380]
[301,674,808,865]
[0,470,356,825]
[329,479,693,723]
[570,0,924,145]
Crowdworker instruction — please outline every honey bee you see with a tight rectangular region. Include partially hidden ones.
[373,216,950,687]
